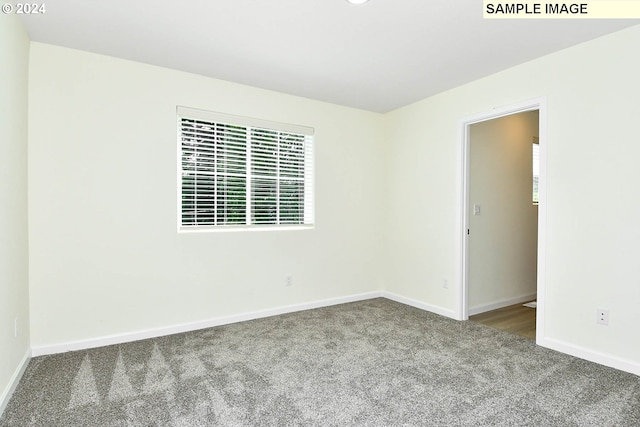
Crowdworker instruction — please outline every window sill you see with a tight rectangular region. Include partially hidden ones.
[178,224,315,233]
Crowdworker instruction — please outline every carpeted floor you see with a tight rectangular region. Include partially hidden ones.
[1,298,639,426]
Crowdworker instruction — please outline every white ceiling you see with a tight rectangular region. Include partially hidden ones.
[20,1,637,112]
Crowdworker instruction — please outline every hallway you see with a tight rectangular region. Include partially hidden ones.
[470,303,536,340]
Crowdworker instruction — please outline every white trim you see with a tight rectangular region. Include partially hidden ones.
[540,337,640,377]
[467,293,537,316]
[382,291,457,319]
[535,102,548,344]
[178,224,315,233]
[31,292,383,356]
[23,290,640,383]
[0,349,31,417]
[457,97,548,348]
[456,117,470,321]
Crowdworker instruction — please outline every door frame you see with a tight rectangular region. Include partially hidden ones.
[456,97,547,343]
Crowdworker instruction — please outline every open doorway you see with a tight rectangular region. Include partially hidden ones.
[458,98,547,344]
[468,111,538,339]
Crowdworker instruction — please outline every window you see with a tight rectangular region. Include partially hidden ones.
[178,106,314,230]
[532,137,539,204]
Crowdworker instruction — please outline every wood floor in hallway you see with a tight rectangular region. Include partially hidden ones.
[470,302,536,340]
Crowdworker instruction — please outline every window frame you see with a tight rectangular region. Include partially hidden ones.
[177,106,315,232]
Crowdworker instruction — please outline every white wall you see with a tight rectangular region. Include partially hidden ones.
[0,15,31,412]
[24,24,640,376]
[385,24,640,373]
[28,43,386,349]
[468,112,538,313]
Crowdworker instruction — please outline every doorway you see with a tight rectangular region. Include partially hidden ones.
[457,98,547,344]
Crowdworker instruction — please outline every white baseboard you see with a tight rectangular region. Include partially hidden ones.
[539,337,640,377]
[382,291,457,319]
[27,291,639,379]
[0,349,31,417]
[468,293,537,316]
[31,291,384,357]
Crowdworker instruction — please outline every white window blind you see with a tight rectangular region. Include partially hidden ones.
[178,106,314,229]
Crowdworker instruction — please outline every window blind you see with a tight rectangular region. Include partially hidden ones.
[178,107,314,229]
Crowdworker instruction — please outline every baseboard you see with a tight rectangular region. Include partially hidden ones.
[31,291,384,357]
[24,292,640,382]
[539,337,640,377]
[382,291,457,319]
[0,349,31,417]
[468,293,537,316]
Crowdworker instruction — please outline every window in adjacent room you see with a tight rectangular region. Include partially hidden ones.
[178,106,314,230]
[532,137,539,204]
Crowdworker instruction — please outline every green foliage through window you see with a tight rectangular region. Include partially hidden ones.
[179,109,313,229]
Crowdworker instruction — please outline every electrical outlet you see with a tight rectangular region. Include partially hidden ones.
[596,309,609,325]
[442,279,449,289]
[286,275,293,287]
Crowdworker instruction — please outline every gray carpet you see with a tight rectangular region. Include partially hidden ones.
[1,298,639,426]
